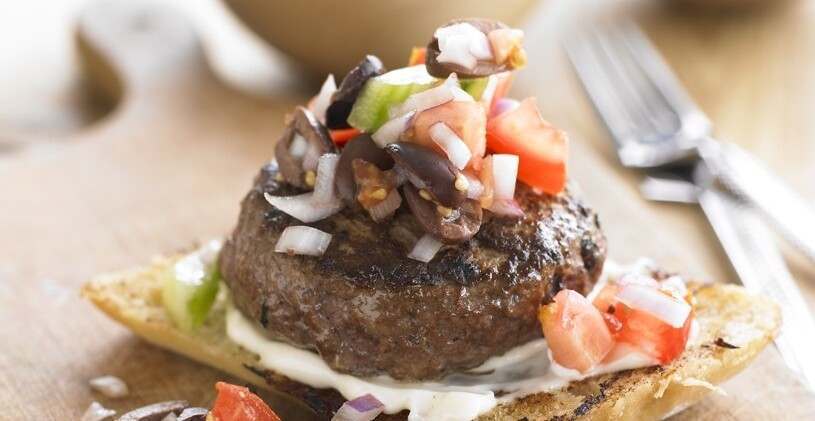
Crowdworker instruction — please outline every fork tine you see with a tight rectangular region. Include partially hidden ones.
[567,25,671,147]
[615,23,711,134]
[587,25,673,143]
[566,21,702,167]
[565,32,636,147]
[597,24,682,140]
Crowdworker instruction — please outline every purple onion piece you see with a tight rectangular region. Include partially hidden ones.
[117,400,188,421]
[331,394,385,421]
[177,407,208,421]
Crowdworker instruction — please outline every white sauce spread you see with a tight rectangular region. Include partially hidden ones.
[224,259,691,421]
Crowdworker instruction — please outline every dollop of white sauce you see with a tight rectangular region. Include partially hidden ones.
[224,259,689,421]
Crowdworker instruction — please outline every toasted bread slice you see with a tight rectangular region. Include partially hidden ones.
[83,256,780,420]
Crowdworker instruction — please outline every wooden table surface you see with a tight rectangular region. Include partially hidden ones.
[2,0,815,419]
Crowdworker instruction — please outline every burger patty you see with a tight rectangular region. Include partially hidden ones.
[219,163,607,380]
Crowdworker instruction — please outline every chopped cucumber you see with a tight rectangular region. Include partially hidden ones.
[460,77,490,101]
[162,241,222,331]
[347,65,438,132]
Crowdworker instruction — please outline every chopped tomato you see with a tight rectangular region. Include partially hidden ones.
[330,128,361,146]
[408,47,427,66]
[408,101,487,169]
[211,382,281,421]
[539,289,614,373]
[614,303,693,364]
[592,283,619,316]
[592,280,693,365]
[592,274,659,315]
[486,98,567,195]
[487,29,526,68]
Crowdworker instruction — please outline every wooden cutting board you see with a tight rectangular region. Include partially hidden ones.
[1,0,814,419]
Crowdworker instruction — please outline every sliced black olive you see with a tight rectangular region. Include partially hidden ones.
[384,142,465,208]
[274,106,337,188]
[325,55,386,129]
[425,18,511,79]
[118,400,188,421]
[335,133,394,205]
[403,184,482,244]
[177,407,209,421]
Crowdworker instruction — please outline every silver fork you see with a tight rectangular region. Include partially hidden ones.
[567,22,815,265]
[566,22,815,390]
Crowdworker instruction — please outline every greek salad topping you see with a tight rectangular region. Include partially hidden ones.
[270,18,567,261]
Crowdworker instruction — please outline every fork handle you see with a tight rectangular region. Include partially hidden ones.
[700,138,815,266]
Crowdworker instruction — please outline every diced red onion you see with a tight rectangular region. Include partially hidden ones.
[391,83,455,118]
[660,275,689,300]
[429,122,472,169]
[331,394,385,421]
[490,98,520,119]
[80,401,115,421]
[479,74,499,107]
[463,171,484,199]
[368,189,402,222]
[89,375,129,399]
[440,73,473,102]
[313,153,340,204]
[408,234,444,263]
[288,133,308,159]
[161,413,178,421]
[469,36,493,60]
[302,143,322,172]
[265,192,343,223]
[177,408,209,421]
[451,86,475,102]
[437,34,476,69]
[443,72,461,88]
[616,272,659,288]
[488,198,524,218]
[372,111,415,148]
[435,23,492,69]
[310,74,337,123]
[275,225,332,256]
[616,284,692,328]
[490,154,519,199]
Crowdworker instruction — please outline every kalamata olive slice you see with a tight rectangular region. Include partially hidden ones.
[425,19,513,79]
[384,142,465,208]
[275,106,337,188]
[336,134,394,204]
[118,400,188,421]
[177,407,208,421]
[403,184,482,244]
[326,55,386,129]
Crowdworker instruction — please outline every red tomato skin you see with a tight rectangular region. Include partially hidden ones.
[539,289,615,373]
[211,382,281,421]
[330,128,361,146]
[614,305,693,364]
[592,284,620,316]
[486,98,568,195]
[592,281,693,365]
[408,47,427,66]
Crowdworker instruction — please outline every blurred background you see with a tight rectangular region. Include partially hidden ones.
[2,0,815,419]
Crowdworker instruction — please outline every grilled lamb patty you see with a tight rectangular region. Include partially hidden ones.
[219,163,606,380]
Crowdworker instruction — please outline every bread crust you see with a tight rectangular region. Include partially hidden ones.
[82,256,780,420]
